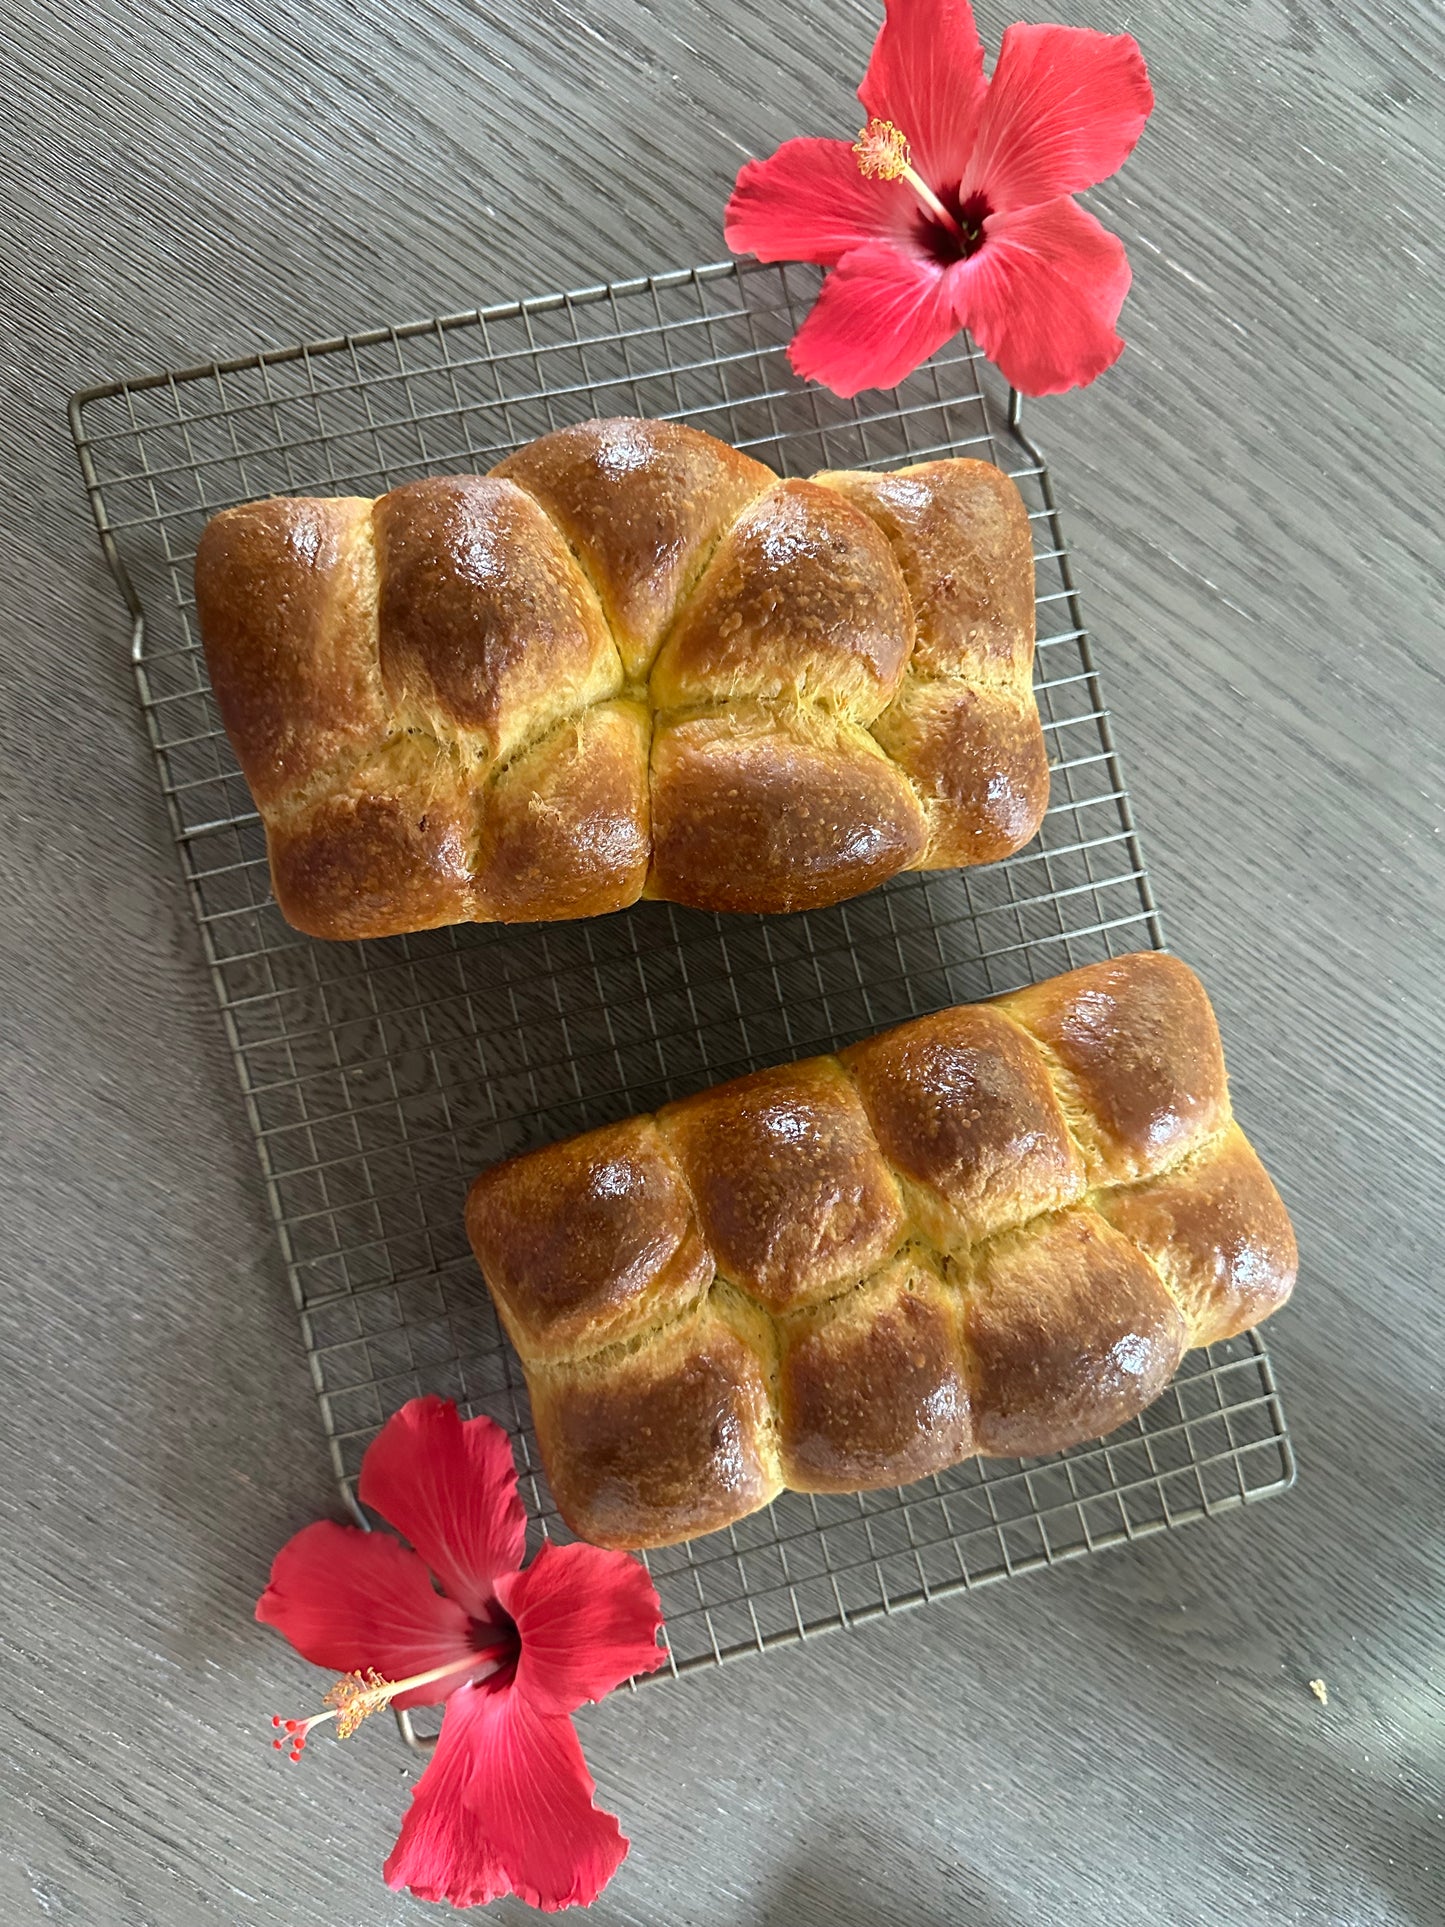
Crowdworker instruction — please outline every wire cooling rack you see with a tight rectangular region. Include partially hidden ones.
[71,257,1293,1683]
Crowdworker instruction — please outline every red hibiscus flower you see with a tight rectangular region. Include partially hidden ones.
[724,0,1153,396]
[256,1396,666,1912]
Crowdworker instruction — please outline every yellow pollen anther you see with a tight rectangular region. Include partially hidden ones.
[853,118,911,181]
[852,117,964,238]
[325,1668,392,1740]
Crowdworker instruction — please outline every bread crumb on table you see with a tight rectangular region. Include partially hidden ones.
[1309,1678,1329,1705]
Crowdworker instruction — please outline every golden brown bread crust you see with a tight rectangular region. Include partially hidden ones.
[869,678,1050,867]
[815,459,1034,684]
[263,735,474,939]
[657,1056,905,1312]
[373,476,619,759]
[492,417,774,681]
[1095,1124,1298,1345]
[819,458,1048,864]
[840,1002,1087,1248]
[464,1116,710,1364]
[997,950,1230,1182]
[193,495,385,809]
[526,1300,781,1548]
[650,479,912,720]
[195,420,1047,937]
[647,706,928,914]
[474,701,651,922]
[962,1209,1187,1457]
[465,952,1297,1548]
[776,1257,971,1491]
[266,788,471,940]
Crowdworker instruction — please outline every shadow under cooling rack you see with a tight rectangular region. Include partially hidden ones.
[70,256,1294,1682]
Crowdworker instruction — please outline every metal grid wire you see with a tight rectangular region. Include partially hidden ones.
[71,257,1293,1682]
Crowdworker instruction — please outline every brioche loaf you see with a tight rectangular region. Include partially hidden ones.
[193,417,1047,936]
[465,952,1296,1549]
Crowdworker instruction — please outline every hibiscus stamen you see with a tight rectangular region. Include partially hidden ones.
[852,118,963,238]
[268,1647,507,1762]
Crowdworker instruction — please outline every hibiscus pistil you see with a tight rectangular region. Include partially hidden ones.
[269,1647,510,1760]
[852,117,963,239]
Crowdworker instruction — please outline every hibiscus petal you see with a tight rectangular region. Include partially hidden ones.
[787,242,963,398]
[858,0,987,191]
[358,1397,527,1623]
[255,1520,475,1708]
[384,1682,628,1911]
[957,198,1133,397]
[725,137,914,269]
[963,25,1153,212]
[495,1540,666,1715]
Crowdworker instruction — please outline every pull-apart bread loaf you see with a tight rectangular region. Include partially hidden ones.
[465,953,1297,1549]
[193,417,1047,936]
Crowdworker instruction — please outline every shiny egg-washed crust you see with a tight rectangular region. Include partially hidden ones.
[194,418,1047,937]
[466,953,1297,1549]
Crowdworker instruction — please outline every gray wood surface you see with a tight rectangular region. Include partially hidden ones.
[2,0,1441,1922]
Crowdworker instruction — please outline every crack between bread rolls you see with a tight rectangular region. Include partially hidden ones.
[515,1111,1237,1386]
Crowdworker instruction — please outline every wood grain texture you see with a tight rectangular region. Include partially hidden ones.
[1,1,1441,1923]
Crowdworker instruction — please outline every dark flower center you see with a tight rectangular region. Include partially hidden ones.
[469,1602,521,1688]
[917,187,992,267]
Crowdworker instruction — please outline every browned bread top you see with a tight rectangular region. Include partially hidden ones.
[1002,951,1230,1182]
[656,1056,906,1314]
[492,416,774,681]
[840,1000,1086,1246]
[815,460,1035,684]
[196,495,384,810]
[465,952,1297,1549]
[649,479,913,718]
[194,418,1048,937]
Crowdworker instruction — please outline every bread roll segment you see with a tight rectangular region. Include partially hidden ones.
[466,952,1297,1549]
[195,418,1049,938]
